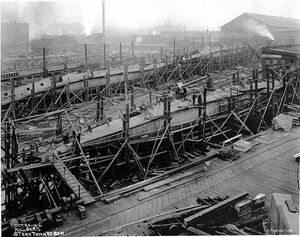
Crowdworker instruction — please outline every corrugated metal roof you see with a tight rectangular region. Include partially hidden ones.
[221,12,300,30]
[245,13,300,29]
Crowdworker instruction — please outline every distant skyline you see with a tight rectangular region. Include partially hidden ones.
[1,0,300,37]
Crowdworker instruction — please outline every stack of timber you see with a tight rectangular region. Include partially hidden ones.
[99,151,218,203]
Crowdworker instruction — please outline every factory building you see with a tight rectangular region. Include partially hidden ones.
[1,22,29,57]
[221,13,300,47]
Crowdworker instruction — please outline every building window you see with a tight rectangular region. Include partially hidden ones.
[27,88,30,91]
[41,83,44,86]
[4,93,8,96]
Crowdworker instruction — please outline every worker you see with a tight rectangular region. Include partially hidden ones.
[198,94,202,105]
[182,87,187,100]
[192,94,196,105]
[63,133,69,144]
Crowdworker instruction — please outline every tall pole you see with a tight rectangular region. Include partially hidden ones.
[173,37,176,60]
[131,41,135,62]
[43,48,47,78]
[160,46,163,62]
[84,44,88,68]
[102,1,105,42]
[192,36,195,52]
[120,42,123,63]
[103,43,107,69]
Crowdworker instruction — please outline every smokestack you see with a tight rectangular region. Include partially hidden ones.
[102,1,105,42]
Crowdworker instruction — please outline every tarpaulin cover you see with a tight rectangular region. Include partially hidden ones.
[272,114,294,131]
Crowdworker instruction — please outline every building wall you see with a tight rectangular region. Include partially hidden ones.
[1,23,29,57]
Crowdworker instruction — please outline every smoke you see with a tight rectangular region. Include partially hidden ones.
[80,1,102,36]
[1,1,102,38]
[243,18,275,41]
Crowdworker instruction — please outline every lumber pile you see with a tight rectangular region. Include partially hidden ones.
[147,192,269,235]
[218,147,240,161]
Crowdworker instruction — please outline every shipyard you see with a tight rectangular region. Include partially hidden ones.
[1,0,300,236]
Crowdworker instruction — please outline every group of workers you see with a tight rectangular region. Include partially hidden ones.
[173,85,188,100]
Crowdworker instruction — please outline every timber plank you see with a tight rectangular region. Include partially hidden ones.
[245,170,298,194]
[195,180,204,193]
[237,174,276,195]
[253,164,296,182]
[184,184,192,197]
[183,192,249,227]
[162,193,170,209]
[157,196,163,213]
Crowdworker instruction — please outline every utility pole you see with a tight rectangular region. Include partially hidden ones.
[120,42,123,63]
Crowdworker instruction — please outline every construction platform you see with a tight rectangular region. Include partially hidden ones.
[50,126,300,236]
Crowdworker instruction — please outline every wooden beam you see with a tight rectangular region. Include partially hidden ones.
[97,139,127,181]
[64,110,103,195]
[183,192,249,227]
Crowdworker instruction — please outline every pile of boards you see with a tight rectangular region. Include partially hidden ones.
[218,147,240,161]
[148,192,268,235]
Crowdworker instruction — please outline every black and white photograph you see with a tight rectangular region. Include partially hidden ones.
[1,0,299,236]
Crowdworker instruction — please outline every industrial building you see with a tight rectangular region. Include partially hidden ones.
[221,12,300,46]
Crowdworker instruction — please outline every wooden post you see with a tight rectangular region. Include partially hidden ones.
[5,123,11,169]
[198,95,202,139]
[52,76,57,110]
[202,88,207,140]
[266,66,270,96]
[131,41,135,62]
[83,75,88,102]
[103,43,107,69]
[202,35,204,49]
[84,44,88,68]
[192,36,195,52]
[173,37,176,60]
[220,43,223,72]
[96,90,104,122]
[131,86,134,110]
[271,71,275,117]
[43,47,47,78]
[124,64,129,101]
[160,46,163,62]
[209,34,211,48]
[153,58,157,88]
[120,42,123,63]
[106,61,111,97]
[11,79,16,116]
[140,61,145,87]
[11,124,17,164]
[30,82,36,114]
[66,81,70,108]
[123,104,130,163]
[56,114,62,135]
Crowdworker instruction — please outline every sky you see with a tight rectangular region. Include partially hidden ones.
[1,0,300,37]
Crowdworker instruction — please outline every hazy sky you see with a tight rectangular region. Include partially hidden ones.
[1,0,300,36]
